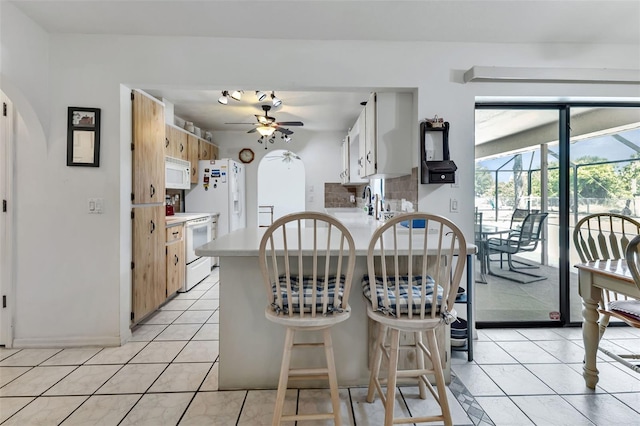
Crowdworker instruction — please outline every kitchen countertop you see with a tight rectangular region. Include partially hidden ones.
[196,210,476,256]
[165,212,219,226]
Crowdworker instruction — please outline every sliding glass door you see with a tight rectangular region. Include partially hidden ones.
[475,103,640,327]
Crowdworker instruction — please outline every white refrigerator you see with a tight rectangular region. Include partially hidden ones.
[186,159,246,237]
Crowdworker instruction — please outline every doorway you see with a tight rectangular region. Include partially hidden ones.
[257,150,305,226]
[475,102,640,327]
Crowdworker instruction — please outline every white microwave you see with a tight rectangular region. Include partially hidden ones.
[165,156,191,189]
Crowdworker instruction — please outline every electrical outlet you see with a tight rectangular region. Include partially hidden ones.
[449,198,458,213]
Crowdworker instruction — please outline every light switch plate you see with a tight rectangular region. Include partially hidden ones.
[88,198,104,214]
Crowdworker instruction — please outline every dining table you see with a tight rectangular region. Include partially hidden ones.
[575,258,640,389]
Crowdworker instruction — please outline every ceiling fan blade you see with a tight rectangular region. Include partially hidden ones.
[276,127,294,135]
[275,121,304,126]
[247,128,257,134]
[225,122,257,125]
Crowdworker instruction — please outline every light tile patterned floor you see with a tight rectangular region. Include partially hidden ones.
[1,268,640,425]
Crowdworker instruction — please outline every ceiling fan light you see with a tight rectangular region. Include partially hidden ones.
[271,92,282,107]
[283,135,292,143]
[230,90,243,101]
[255,91,267,102]
[218,90,229,105]
[256,126,276,137]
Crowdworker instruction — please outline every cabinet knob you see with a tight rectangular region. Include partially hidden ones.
[150,184,156,197]
[180,143,184,153]
[174,254,179,265]
[165,138,169,148]
[150,220,156,234]
[366,151,372,163]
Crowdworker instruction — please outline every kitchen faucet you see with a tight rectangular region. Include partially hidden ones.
[363,185,374,216]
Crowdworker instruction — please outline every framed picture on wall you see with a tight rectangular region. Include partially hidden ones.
[67,107,101,167]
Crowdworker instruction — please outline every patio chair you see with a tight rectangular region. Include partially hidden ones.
[486,212,549,283]
[573,213,640,370]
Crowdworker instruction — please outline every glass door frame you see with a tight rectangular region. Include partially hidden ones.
[476,101,640,328]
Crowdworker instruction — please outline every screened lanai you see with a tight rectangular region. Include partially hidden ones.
[474,105,640,326]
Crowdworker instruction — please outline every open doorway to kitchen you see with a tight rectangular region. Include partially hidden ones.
[0,91,14,347]
[257,149,305,226]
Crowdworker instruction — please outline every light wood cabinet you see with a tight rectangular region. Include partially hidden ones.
[361,92,413,178]
[187,134,200,183]
[132,90,165,204]
[132,205,166,323]
[166,224,185,296]
[199,140,216,160]
[165,124,187,160]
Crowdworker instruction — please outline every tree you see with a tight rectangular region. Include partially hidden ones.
[475,166,494,197]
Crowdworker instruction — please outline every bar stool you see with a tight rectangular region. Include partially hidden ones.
[259,212,356,425]
[362,212,467,425]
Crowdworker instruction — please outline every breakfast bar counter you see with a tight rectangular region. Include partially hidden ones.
[196,220,475,390]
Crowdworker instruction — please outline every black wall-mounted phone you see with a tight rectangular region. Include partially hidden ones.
[420,121,457,184]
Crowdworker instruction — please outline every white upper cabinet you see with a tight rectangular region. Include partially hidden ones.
[361,92,413,178]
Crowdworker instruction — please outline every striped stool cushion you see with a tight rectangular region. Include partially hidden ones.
[362,275,443,315]
[271,275,345,314]
[609,300,640,321]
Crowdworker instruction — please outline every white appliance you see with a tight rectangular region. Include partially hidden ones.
[174,213,212,292]
[186,159,246,237]
[165,156,191,189]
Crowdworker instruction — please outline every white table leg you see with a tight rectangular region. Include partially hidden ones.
[579,269,601,389]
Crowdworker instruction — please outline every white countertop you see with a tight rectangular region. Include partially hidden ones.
[166,212,218,226]
[195,215,476,257]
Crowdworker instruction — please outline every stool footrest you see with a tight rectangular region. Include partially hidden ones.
[281,413,336,422]
[289,367,329,376]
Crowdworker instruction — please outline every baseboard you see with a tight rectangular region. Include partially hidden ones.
[12,335,122,348]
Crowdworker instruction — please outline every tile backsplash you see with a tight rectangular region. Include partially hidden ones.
[324,182,368,208]
[383,167,418,211]
[324,167,418,211]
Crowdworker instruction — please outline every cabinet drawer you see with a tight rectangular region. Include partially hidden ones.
[166,225,183,243]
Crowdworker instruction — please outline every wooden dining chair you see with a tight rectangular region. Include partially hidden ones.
[362,213,467,426]
[259,212,356,425]
[573,213,640,370]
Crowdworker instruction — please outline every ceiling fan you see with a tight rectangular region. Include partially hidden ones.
[226,105,304,136]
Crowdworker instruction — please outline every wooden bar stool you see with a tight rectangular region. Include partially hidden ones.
[259,212,356,425]
[362,213,467,425]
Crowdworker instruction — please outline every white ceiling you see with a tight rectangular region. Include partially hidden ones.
[9,0,640,138]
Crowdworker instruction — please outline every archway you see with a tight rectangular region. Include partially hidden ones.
[257,150,305,226]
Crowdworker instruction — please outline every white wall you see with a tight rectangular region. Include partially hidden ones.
[2,1,639,346]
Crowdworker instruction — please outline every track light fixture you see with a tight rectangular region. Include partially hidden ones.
[218,90,229,105]
[230,90,243,101]
[255,91,267,102]
[271,91,282,107]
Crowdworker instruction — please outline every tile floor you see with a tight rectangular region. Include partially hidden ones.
[1,268,640,425]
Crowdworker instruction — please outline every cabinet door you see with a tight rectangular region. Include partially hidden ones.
[132,205,166,323]
[187,134,200,183]
[364,92,377,177]
[199,140,215,160]
[166,239,185,296]
[357,109,367,178]
[341,136,350,184]
[132,90,165,204]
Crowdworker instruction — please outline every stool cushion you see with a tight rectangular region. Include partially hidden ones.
[609,300,640,321]
[271,275,345,314]
[362,275,443,315]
